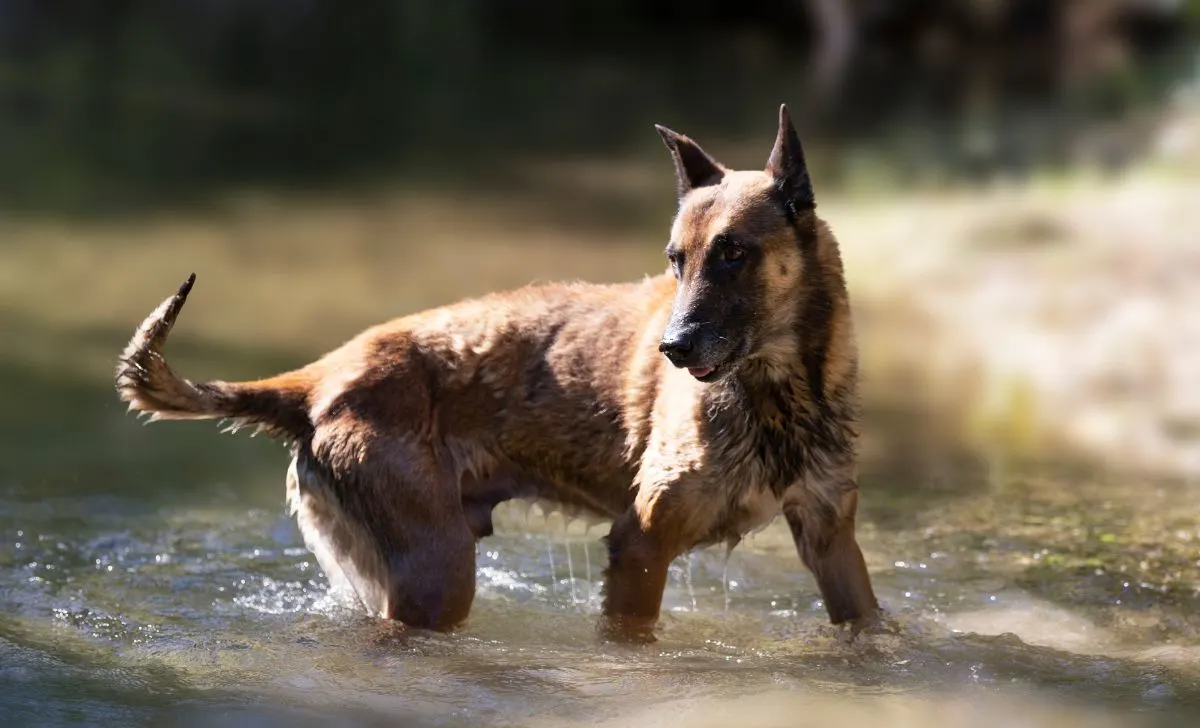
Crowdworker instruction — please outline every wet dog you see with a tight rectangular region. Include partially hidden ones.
[115,104,880,641]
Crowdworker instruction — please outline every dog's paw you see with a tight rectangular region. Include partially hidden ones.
[838,608,900,644]
[596,614,660,646]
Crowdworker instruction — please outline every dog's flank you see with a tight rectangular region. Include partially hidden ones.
[114,104,881,640]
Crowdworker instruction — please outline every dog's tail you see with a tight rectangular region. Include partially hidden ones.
[115,274,315,441]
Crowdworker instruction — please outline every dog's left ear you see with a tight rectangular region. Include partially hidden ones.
[765,104,815,212]
[655,125,726,200]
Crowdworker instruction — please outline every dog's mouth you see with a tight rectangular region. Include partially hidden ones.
[679,341,750,383]
[686,358,736,383]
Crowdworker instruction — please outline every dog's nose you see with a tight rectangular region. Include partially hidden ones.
[659,334,694,364]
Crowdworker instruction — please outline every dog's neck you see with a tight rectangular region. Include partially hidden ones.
[707,345,857,493]
[726,348,834,422]
[731,291,850,408]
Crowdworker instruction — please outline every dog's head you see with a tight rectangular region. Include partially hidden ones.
[655,104,822,383]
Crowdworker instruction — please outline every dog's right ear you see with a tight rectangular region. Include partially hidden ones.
[655,125,725,200]
[765,104,815,213]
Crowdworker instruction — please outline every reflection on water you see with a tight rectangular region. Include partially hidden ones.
[2,459,1200,727]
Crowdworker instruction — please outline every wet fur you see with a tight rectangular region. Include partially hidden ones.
[115,105,880,640]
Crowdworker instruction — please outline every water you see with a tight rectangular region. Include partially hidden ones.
[3,454,1200,727]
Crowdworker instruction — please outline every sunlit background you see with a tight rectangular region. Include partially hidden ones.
[2,3,1200,727]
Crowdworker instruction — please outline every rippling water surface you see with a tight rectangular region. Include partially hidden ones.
[3,456,1200,727]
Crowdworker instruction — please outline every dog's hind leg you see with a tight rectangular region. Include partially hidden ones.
[785,486,880,635]
[362,440,478,630]
[293,435,478,631]
[288,451,390,615]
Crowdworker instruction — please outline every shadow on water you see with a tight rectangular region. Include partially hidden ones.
[0,614,459,727]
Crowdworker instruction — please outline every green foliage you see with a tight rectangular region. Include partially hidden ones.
[0,1,1195,214]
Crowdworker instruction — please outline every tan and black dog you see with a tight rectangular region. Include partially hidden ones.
[115,104,880,641]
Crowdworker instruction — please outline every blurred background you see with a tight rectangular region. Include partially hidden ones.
[3,2,1200,726]
[3,0,1199,208]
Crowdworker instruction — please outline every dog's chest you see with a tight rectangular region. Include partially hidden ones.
[710,424,824,541]
[729,482,785,537]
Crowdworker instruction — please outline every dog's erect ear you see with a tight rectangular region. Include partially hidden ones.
[655,125,725,199]
[765,104,815,212]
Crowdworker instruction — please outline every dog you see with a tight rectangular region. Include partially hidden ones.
[115,104,880,641]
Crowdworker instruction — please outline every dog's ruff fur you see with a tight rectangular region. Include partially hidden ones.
[115,104,881,641]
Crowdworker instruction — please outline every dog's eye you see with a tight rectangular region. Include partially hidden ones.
[666,250,683,278]
[722,247,746,264]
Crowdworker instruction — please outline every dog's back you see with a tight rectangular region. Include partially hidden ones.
[301,276,677,521]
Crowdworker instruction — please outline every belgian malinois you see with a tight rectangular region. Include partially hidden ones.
[115,105,880,641]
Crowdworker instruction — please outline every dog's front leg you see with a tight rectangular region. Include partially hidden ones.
[599,482,700,643]
[785,482,880,636]
[599,511,674,642]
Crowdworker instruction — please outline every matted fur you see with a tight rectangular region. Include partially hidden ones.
[115,105,880,641]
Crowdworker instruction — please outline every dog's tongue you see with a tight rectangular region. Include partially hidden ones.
[688,366,714,379]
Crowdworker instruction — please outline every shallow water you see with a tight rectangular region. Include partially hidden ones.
[3,453,1200,727]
